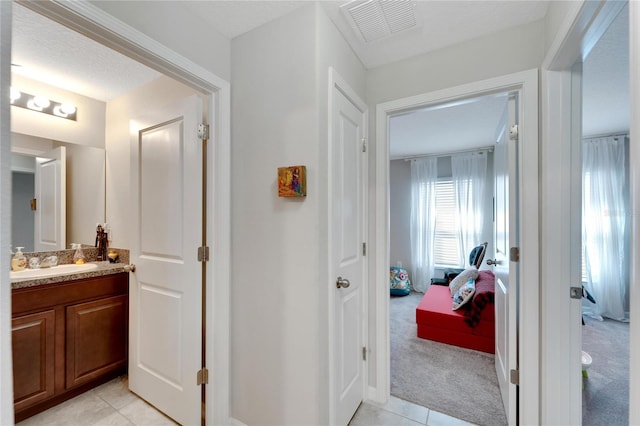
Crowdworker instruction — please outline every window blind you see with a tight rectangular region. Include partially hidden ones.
[434,180,462,267]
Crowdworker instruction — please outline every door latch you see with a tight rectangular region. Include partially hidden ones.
[336,276,351,289]
[570,287,582,299]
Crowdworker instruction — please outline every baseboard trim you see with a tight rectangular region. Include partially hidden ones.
[228,417,248,426]
[366,385,385,404]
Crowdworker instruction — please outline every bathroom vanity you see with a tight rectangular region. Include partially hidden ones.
[11,263,128,422]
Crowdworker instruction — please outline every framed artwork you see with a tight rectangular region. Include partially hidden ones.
[278,165,306,197]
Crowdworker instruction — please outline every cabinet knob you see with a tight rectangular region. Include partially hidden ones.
[124,264,136,273]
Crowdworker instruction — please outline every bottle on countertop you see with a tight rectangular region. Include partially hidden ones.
[95,223,108,261]
[72,243,86,265]
[11,246,27,271]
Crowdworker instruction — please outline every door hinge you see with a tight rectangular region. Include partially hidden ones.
[197,123,210,140]
[362,242,367,256]
[197,368,209,385]
[30,198,37,211]
[510,369,519,385]
[362,347,367,361]
[362,138,367,153]
[510,247,520,262]
[197,246,210,262]
[509,124,518,140]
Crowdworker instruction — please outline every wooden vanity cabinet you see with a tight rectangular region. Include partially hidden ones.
[12,273,128,422]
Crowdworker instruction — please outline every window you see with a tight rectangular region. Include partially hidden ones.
[433,179,462,267]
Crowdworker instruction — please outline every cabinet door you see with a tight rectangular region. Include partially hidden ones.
[66,295,128,388]
[12,310,56,411]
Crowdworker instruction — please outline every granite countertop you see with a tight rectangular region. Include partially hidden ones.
[11,261,128,290]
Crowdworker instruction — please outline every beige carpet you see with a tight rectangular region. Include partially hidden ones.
[582,316,629,425]
[390,291,507,426]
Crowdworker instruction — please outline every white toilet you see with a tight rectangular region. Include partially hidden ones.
[582,350,593,378]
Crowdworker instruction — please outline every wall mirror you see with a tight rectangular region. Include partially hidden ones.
[11,132,106,251]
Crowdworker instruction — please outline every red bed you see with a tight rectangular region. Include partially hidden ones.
[415,270,495,353]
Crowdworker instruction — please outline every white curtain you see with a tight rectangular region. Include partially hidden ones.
[583,135,629,321]
[410,157,438,293]
[451,152,487,265]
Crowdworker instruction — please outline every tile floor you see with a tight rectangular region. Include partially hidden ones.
[17,376,177,426]
[349,396,475,426]
[16,375,473,426]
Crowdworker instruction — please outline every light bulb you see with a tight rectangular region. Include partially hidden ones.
[33,95,50,109]
[10,87,21,103]
[59,103,76,115]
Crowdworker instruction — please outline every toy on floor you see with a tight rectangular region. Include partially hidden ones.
[390,266,411,296]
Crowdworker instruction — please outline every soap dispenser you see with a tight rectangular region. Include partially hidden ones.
[11,247,27,271]
[72,243,86,265]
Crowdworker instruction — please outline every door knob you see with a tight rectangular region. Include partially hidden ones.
[124,264,136,273]
[486,259,500,266]
[336,276,350,289]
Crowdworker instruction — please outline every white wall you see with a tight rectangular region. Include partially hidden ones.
[90,1,231,82]
[366,20,545,105]
[105,76,197,249]
[11,74,106,148]
[231,3,365,424]
[544,1,581,55]
[231,6,320,425]
[389,160,412,272]
[65,144,105,246]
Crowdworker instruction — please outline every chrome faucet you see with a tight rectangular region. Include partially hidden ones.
[29,255,59,269]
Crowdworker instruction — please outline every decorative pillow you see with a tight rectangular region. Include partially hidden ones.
[389,266,411,296]
[452,279,476,310]
[449,266,479,297]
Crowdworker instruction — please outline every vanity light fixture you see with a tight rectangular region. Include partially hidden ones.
[10,87,77,121]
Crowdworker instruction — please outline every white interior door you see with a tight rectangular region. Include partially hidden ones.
[493,94,518,424]
[129,94,203,425]
[34,146,66,251]
[331,80,367,425]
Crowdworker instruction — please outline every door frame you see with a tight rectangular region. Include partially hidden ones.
[373,69,539,424]
[7,1,231,424]
[541,0,636,424]
[327,67,369,425]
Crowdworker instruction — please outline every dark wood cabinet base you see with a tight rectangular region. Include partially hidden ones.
[12,273,129,423]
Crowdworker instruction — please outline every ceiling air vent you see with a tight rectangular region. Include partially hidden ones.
[341,0,418,43]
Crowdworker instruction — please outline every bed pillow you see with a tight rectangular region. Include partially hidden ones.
[449,266,479,297]
[452,279,476,310]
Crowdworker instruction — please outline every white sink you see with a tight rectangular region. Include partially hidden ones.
[11,263,99,281]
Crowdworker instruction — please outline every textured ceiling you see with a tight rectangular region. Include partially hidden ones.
[12,3,161,102]
[182,1,308,39]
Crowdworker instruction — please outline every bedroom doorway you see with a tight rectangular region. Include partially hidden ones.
[387,91,507,425]
[374,69,540,425]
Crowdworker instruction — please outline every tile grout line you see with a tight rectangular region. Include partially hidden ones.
[375,402,430,425]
